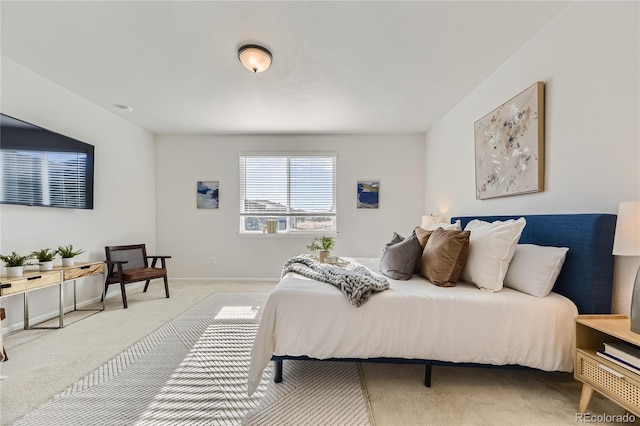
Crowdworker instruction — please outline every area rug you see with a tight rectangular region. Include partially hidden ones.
[14,292,373,425]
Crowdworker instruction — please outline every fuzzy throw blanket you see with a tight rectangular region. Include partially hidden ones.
[282,254,389,307]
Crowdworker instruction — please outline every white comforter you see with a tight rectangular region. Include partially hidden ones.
[248,258,578,395]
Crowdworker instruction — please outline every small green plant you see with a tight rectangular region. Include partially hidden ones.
[0,251,35,267]
[32,248,57,262]
[307,236,335,252]
[57,244,85,259]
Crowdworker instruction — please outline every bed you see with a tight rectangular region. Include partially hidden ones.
[248,214,617,395]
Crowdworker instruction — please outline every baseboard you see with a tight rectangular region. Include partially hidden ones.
[169,277,280,283]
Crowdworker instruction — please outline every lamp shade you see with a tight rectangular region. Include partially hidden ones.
[613,201,640,256]
[238,45,272,73]
[421,214,444,229]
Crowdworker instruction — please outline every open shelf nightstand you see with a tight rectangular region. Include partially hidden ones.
[575,314,640,416]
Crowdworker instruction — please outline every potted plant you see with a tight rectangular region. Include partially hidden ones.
[0,251,35,277]
[307,236,335,263]
[32,248,57,271]
[57,244,85,267]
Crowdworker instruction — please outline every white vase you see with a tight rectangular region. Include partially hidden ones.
[62,257,75,267]
[6,266,24,277]
[39,260,54,271]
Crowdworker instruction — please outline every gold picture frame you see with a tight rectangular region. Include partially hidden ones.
[474,81,544,200]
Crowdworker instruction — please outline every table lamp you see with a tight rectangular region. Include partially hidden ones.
[421,214,445,229]
[613,201,640,333]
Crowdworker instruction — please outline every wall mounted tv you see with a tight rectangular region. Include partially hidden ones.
[0,113,94,209]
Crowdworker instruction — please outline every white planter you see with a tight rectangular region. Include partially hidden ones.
[6,266,24,277]
[39,260,54,271]
[61,257,75,267]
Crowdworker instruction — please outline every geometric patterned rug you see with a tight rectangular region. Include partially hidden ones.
[14,292,373,426]
[245,360,372,426]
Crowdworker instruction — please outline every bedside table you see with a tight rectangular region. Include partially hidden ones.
[575,314,640,416]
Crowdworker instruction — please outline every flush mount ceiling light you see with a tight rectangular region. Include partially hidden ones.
[238,44,272,73]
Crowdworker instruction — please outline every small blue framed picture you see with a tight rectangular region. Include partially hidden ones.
[197,181,219,209]
[357,180,379,209]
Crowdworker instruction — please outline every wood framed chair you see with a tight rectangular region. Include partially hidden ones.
[104,244,171,309]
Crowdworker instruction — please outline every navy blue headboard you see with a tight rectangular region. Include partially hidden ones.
[451,214,617,314]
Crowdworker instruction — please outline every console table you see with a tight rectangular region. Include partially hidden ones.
[0,261,105,329]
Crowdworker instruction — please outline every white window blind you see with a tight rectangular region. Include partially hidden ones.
[239,153,337,233]
[1,149,88,208]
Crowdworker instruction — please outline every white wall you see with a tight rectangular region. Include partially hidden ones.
[155,134,425,279]
[423,2,640,313]
[0,57,157,332]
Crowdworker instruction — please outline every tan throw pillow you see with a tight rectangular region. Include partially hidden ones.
[413,226,433,248]
[419,228,471,287]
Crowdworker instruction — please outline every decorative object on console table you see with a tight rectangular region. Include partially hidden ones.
[357,180,379,209]
[57,244,85,267]
[307,236,335,263]
[197,180,219,209]
[474,81,544,200]
[0,251,35,277]
[31,248,57,271]
[613,201,640,333]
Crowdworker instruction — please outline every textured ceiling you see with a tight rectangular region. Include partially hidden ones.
[1,1,568,135]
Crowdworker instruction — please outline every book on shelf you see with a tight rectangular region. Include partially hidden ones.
[604,342,640,367]
[597,350,640,375]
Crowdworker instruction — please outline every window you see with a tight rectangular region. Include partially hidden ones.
[239,153,337,234]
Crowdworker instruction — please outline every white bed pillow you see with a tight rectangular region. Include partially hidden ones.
[504,244,569,297]
[460,217,526,292]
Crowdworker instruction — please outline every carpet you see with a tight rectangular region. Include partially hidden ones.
[14,292,373,425]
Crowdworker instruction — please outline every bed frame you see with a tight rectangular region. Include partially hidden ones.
[271,213,617,386]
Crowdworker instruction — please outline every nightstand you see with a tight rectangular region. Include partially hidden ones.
[575,314,640,416]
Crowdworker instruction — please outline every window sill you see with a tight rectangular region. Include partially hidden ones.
[237,232,338,238]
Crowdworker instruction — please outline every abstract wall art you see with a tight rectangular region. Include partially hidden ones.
[197,180,219,209]
[474,81,545,200]
[357,180,379,209]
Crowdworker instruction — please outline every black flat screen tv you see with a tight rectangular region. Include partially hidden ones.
[0,113,94,209]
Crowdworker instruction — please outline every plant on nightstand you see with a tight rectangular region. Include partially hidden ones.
[57,244,85,267]
[32,248,58,271]
[0,251,35,277]
[307,236,335,263]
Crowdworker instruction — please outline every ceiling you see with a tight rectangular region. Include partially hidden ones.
[1,1,569,135]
